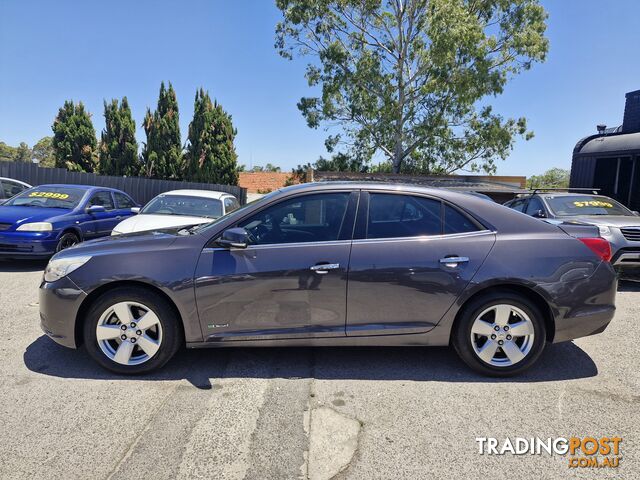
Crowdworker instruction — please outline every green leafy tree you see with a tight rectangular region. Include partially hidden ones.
[528,168,570,189]
[52,101,97,172]
[14,142,32,162]
[99,97,139,176]
[32,137,56,167]
[0,142,17,161]
[184,88,239,185]
[141,82,183,179]
[276,0,548,174]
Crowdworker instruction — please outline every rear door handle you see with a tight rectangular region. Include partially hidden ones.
[439,256,469,267]
[310,263,340,274]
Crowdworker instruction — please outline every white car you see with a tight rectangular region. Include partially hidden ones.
[111,189,240,235]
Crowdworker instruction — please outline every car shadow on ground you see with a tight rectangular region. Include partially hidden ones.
[23,335,598,389]
[0,259,48,273]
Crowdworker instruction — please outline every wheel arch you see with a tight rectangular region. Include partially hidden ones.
[452,284,555,343]
[74,280,185,347]
[58,226,83,241]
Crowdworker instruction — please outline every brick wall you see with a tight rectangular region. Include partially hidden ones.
[238,172,296,193]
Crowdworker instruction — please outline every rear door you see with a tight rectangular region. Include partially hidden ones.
[346,191,496,336]
[85,191,118,237]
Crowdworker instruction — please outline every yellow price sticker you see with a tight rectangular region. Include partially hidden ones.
[573,201,613,208]
[29,191,70,200]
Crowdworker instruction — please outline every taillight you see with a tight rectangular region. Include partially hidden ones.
[579,237,612,262]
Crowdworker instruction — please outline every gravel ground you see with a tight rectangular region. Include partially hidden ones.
[0,260,638,479]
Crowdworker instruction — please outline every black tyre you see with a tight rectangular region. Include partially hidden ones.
[83,286,183,374]
[452,291,547,377]
[56,231,80,252]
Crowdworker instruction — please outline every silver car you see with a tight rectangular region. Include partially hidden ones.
[504,192,640,277]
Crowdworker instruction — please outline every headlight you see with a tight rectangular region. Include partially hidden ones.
[44,256,92,283]
[16,222,53,232]
[598,226,612,236]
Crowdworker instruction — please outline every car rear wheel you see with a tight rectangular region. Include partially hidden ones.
[83,287,183,374]
[56,232,80,252]
[452,291,547,377]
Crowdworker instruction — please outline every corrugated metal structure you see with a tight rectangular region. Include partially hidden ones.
[0,161,247,205]
[571,90,640,211]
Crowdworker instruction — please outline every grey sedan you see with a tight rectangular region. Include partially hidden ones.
[39,182,617,376]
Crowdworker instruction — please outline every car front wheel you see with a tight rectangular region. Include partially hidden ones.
[452,291,547,377]
[83,287,183,374]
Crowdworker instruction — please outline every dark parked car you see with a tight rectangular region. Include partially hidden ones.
[39,183,616,376]
[504,191,640,278]
[0,184,138,257]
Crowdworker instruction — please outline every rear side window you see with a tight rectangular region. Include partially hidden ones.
[114,192,136,209]
[224,196,240,213]
[509,199,526,212]
[1,181,27,199]
[444,205,479,234]
[367,194,441,239]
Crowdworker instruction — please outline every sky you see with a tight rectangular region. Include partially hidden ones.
[1,0,640,177]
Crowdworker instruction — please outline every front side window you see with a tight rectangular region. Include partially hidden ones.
[5,186,85,209]
[88,191,115,210]
[238,192,350,245]
[525,197,544,215]
[367,194,441,239]
[141,195,223,218]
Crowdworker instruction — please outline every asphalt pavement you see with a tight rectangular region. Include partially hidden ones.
[0,260,638,479]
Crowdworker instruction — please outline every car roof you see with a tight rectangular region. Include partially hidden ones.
[0,177,31,186]
[159,189,234,200]
[33,184,129,193]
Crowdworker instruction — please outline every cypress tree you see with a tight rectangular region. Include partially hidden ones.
[99,97,139,176]
[52,101,97,172]
[184,89,239,185]
[141,82,183,179]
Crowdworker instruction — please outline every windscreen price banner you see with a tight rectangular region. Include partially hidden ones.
[29,191,70,199]
[476,437,622,468]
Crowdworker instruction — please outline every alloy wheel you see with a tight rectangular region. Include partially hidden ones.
[470,304,535,367]
[95,301,163,366]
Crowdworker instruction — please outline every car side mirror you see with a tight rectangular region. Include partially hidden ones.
[532,209,547,218]
[86,205,106,214]
[131,207,140,214]
[217,227,249,249]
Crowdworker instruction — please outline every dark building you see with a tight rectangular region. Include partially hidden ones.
[571,90,640,211]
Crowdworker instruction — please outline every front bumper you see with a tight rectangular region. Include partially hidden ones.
[39,275,87,348]
[0,231,59,258]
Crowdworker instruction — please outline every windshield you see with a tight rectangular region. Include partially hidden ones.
[4,186,85,209]
[141,195,223,218]
[545,195,633,216]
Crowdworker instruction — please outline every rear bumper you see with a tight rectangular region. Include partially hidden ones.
[0,231,58,258]
[39,276,87,348]
[551,261,617,343]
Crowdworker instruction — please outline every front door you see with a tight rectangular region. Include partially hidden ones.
[346,191,496,336]
[84,191,118,237]
[194,191,358,341]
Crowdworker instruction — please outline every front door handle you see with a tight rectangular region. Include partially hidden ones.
[310,263,340,274]
[439,256,469,267]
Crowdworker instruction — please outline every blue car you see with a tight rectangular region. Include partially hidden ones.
[0,184,138,258]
